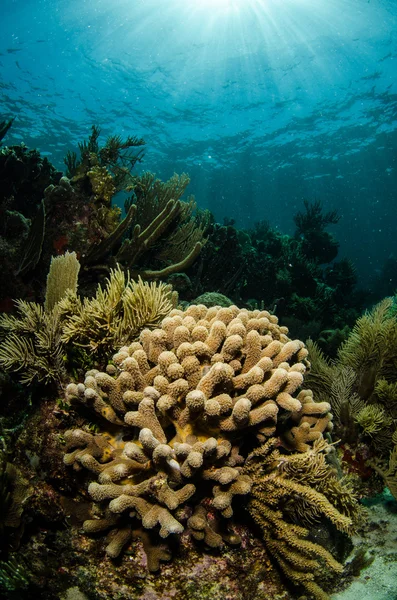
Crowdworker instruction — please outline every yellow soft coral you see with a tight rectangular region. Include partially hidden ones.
[87,165,116,204]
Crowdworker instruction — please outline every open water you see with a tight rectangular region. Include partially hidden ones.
[1,0,397,290]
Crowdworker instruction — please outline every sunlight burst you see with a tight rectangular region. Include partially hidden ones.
[193,0,241,11]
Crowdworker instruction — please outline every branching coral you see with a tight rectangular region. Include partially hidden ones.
[294,199,340,235]
[63,304,359,599]
[0,300,66,385]
[59,266,178,356]
[0,252,80,385]
[0,118,14,144]
[354,404,391,437]
[245,437,362,600]
[64,125,145,189]
[337,298,397,400]
[293,199,340,265]
[305,342,365,445]
[114,172,209,279]
[40,127,145,288]
[61,131,208,280]
[0,255,176,385]
[305,298,397,496]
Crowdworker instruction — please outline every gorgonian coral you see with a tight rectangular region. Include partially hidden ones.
[0,261,176,385]
[63,304,359,599]
[306,298,397,499]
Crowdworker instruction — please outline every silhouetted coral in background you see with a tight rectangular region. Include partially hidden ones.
[0,135,62,308]
[294,199,340,264]
[184,204,363,346]
[0,118,14,145]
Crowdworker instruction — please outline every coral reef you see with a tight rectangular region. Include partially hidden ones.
[63,304,360,599]
[293,199,340,264]
[58,266,178,358]
[0,125,207,313]
[305,297,397,498]
[0,121,375,600]
[60,126,209,283]
[0,140,61,308]
[0,118,14,144]
[0,120,364,356]
[245,437,362,600]
[45,142,209,294]
[0,252,81,386]
[0,391,294,600]
[0,256,177,386]
[106,171,209,280]
[184,207,363,344]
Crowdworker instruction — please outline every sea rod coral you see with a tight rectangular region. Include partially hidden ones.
[63,304,360,599]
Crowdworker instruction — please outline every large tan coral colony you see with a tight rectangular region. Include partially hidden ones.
[64,305,359,599]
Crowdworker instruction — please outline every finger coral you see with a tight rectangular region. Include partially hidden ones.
[63,304,360,599]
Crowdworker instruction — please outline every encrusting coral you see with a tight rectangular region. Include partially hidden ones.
[63,304,360,599]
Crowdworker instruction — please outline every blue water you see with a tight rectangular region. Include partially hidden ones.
[1,0,396,289]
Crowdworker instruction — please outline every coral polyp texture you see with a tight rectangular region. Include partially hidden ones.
[64,304,359,599]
